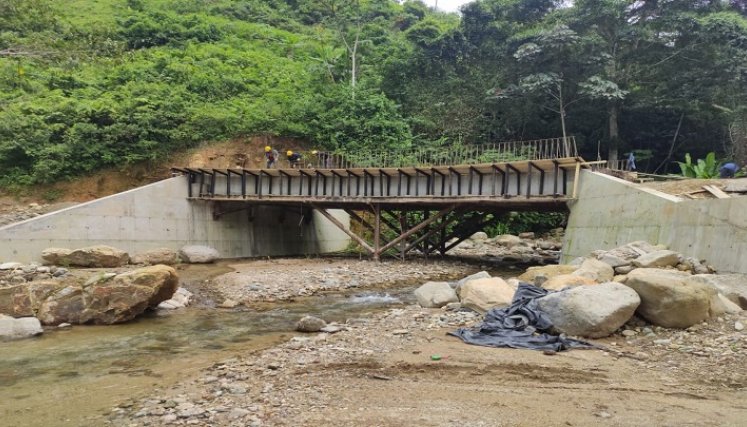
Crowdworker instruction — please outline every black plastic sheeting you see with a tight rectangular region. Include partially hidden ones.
[450,283,595,352]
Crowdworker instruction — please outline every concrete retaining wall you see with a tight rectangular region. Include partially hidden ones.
[563,171,747,274]
[0,177,350,263]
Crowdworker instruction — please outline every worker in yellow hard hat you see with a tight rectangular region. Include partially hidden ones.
[264,146,278,168]
[287,150,302,168]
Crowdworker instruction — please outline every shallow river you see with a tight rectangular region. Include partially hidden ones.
[0,259,519,427]
[0,289,416,427]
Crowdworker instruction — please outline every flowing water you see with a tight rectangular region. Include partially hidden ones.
[0,287,418,427]
[0,261,519,427]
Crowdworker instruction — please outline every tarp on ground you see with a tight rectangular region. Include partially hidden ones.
[449,283,594,352]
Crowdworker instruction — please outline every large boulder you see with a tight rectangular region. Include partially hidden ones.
[457,277,516,313]
[179,245,220,263]
[455,271,491,291]
[542,274,598,291]
[536,282,640,338]
[625,268,714,328]
[130,248,179,266]
[0,314,43,340]
[414,282,458,308]
[518,265,578,283]
[2,266,178,325]
[42,245,130,268]
[37,265,179,325]
[572,258,615,283]
[631,250,681,269]
[687,274,747,309]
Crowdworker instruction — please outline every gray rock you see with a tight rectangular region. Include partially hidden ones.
[573,258,614,282]
[130,248,180,265]
[0,315,43,340]
[178,245,220,263]
[518,232,535,239]
[536,282,640,338]
[614,265,635,275]
[687,274,747,309]
[42,245,130,268]
[414,281,458,308]
[0,262,23,270]
[494,234,522,248]
[470,232,488,241]
[625,268,714,328]
[296,315,327,332]
[631,250,681,268]
[597,254,630,269]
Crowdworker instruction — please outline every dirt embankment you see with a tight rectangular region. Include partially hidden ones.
[0,136,311,209]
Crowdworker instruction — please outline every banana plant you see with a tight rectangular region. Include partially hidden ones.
[677,152,722,179]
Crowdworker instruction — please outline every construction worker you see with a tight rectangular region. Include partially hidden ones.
[719,162,738,178]
[312,150,332,168]
[264,146,279,168]
[287,150,302,168]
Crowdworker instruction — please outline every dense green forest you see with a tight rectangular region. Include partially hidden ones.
[1,0,746,186]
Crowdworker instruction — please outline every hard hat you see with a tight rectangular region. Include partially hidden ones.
[312,150,318,155]
[287,150,293,156]
[265,146,271,152]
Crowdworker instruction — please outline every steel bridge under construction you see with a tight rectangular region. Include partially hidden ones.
[172,137,589,260]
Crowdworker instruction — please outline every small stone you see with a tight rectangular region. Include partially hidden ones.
[296,315,327,332]
[392,329,409,335]
[218,299,240,309]
[595,411,612,419]
[735,321,744,331]
[621,329,637,337]
[161,414,178,423]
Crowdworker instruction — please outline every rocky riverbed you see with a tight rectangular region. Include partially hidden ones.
[108,303,747,427]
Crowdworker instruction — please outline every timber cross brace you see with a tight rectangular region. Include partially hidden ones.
[313,204,502,261]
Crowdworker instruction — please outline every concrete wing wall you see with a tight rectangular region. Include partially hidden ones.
[0,177,350,263]
[563,170,747,274]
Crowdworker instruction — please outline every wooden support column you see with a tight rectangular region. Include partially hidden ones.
[399,213,408,261]
[378,206,455,254]
[552,160,560,197]
[314,205,374,254]
[373,204,382,261]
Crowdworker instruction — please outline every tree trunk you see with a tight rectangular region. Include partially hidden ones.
[558,83,568,143]
[608,103,620,162]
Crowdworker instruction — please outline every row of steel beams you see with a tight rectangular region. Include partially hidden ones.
[175,160,576,200]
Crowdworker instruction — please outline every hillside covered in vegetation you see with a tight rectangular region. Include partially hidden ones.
[1,0,746,187]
